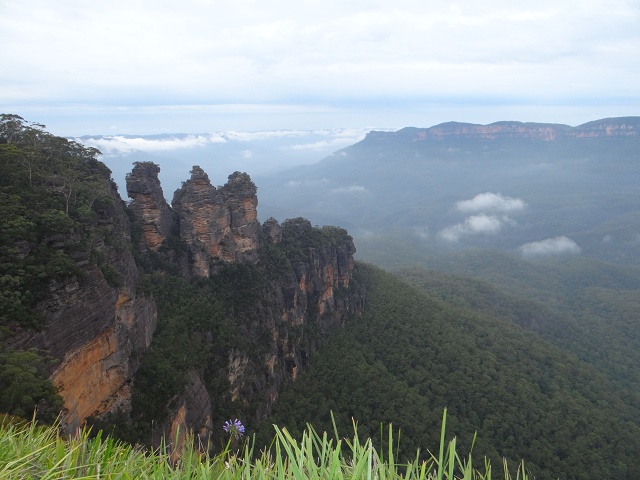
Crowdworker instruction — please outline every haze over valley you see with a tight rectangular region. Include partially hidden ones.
[84,116,640,269]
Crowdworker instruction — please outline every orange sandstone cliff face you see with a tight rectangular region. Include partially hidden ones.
[3,140,363,446]
[51,291,156,428]
[8,180,157,430]
[22,162,361,442]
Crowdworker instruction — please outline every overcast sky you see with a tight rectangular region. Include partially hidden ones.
[1,0,639,136]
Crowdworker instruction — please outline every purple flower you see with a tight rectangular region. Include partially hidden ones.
[223,419,245,439]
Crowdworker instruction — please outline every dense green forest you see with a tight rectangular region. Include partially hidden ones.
[0,115,111,331]
[257,263,640,480]
[396,260,640,390]
[0,114,113,421]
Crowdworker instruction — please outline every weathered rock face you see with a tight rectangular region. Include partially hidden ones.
[8,180,157,430]
[19,161,360,445]
[278,218,356,323]
[263,217,282,244]
[151,215,363,445]
[51,291,156,428]
[172,167,260,276]
[126,162,175,251]
[153,371,213,455]
[245,218,363,421]
[220,218,362,424]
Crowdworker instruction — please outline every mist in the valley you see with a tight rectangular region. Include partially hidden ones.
[80,128,373,199]
[83,121,640,268]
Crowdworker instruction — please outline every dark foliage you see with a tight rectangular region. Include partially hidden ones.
[0,346,62,422]
[258,263,640,480]
[0,114,114,332]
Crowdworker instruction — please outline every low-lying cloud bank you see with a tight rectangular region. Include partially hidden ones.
[456,192,526,213]
[438,214,514,242]
[519,236,581,257]
[76,128,371,155]
[331,185,368,194]
[79,134,226,154]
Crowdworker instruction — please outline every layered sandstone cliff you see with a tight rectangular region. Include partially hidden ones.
[8,179,157,430]
[123,164,363,448]
[172,167,260,276]
[1,118,363,449]
[126,162,175,251]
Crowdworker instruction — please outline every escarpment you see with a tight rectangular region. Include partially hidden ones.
[1,117,362,449]
[2,163,157,430]
[364,117,640,143]
[122,163,363,448]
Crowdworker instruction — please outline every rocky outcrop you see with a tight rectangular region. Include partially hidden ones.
[2,119,362,450]
[172,168,260,276]
[156,217,363,443]
[570,117,640,137]
[51,291,156,429]
[233,218,362,422]
[278,218,356,323]
[153,371,213,455]
[263,217,282,244]
[126,162,175,251]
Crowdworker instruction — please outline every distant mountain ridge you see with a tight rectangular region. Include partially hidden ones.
[256,115,640,267]
[366,116,640,142]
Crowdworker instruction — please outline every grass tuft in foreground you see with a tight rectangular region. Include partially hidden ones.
[0,410,530,479]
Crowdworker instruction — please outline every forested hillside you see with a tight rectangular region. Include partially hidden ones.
[396,257,640,391]
[0,114,124,422]
[258,263,640,480]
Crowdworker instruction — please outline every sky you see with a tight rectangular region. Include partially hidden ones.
[1,0,639,137]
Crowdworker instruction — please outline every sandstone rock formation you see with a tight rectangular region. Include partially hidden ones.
[154,371,213,456]
[1,118,363,450]
[171,167,260,276]
[156,216,363,438]
[126,162,175,251]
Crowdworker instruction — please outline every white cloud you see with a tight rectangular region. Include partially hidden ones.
[438,214,514,241]
[283,128,375,150]
[2,1,640,134]
[456,192,526,213]
[286,178,330,187]
[74,128,371,156]
[223,130,311,141]
[331,185,368,194]
[519,236,581,257]
[78,134,226,154]
[287,140,342,151]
